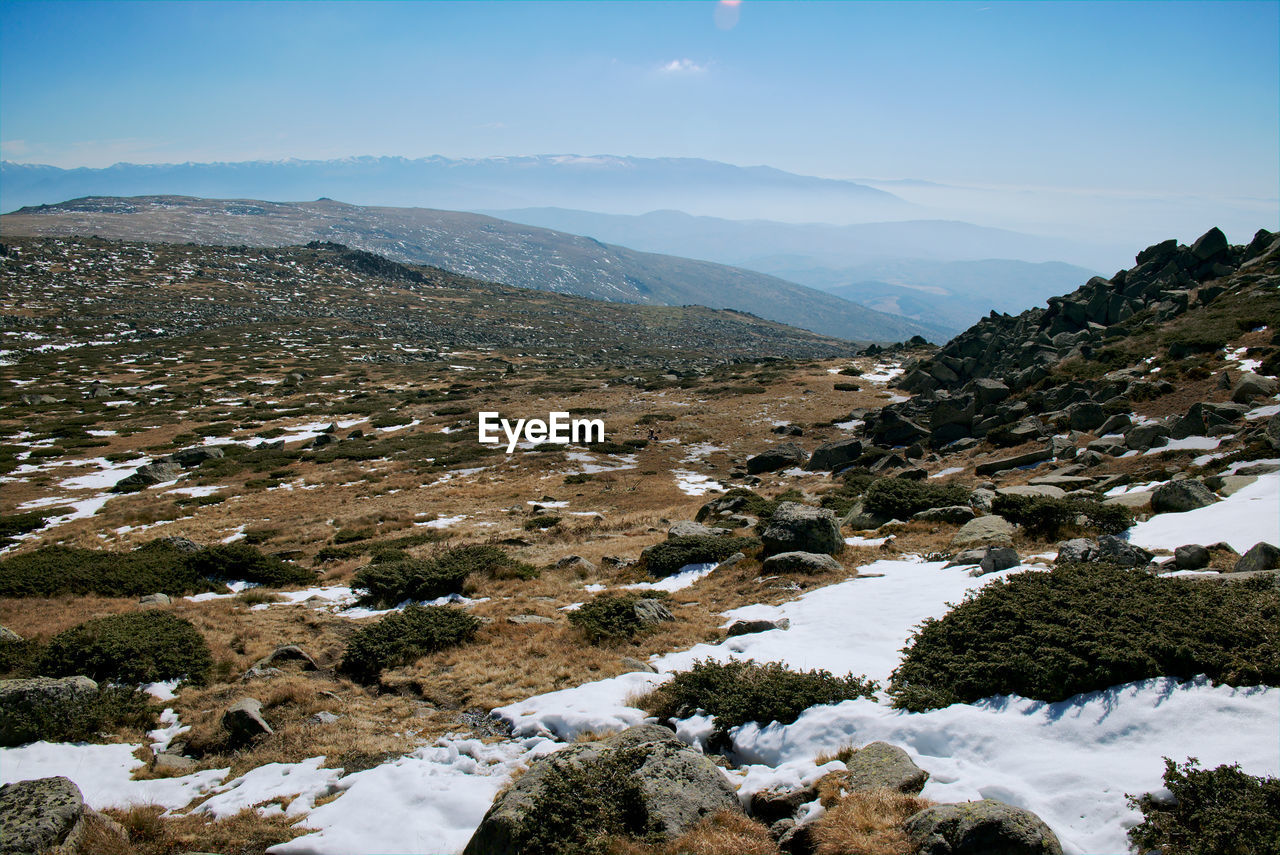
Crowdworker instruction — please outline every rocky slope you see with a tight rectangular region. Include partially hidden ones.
[0,195,950,344]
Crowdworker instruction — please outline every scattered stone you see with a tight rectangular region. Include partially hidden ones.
[913,505,976,525]
[951,515,1015,549]
[1056,538,1099,564]
[0,776,90,854]
[777,820,817,855]
[221,698,273,746]
[462,725,741,855]
[309,711,341,726]
[749,785,819,824]
[1123,423,1171,452]
[761,503,844,557]
[844,742,930,794]
[632,599,675,627]
[507,614,556,626]
[1173,544,1211,571]
[554,555,598,574]
[974,547,1020,576]
[904,799,1063,855]
[154,753,198,772]
[1103,491,1153,514]
[715,552,746,571]
[244,645,320,680]
[1233,542,1280,573]
[620,657,657,674]
[806,438,863,472]
[967,488,996,513]
[156,536,202,554]
[975,448,1052,477]
[746,442,807,474]
[997,485,1068,499]
[726,618,791,637]
[760,551,842,575]
[1231,373,1279,404]
[1096,535,1154,568]
[0,625,22,642]
[138,593,172,607]
[943,548,989,568]
[667,521,729,539]
[0,676,99,747]
[1151,480,1219,514]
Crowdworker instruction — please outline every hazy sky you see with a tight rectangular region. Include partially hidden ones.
[2,0,1277,199]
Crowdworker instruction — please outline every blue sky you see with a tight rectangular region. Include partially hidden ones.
[1,0,1276,197]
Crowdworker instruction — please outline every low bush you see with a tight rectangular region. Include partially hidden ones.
[333,527,373,544]
[37,611,213,685]
[184,544,315,587]
[339,605,480,683]
[2,685,157,747]
[642,535,756,578]
[1127,758,1280,855]
[352,544,532,606]
[991,493,1133,539]
[0,510,66,549]
[568,592,668,643]
[524,515,561,530]
[642,658,879,735]
[0,636,40,677]
[862,478,970,520]
[888,564,1280,711]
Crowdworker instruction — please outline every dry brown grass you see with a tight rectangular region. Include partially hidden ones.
[91,803,314,855]
[610,810,780,855]
[810,787,933,855]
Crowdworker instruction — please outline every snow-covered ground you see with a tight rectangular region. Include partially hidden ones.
[2,470,1276,854]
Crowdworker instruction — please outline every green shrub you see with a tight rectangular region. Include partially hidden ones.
[339,605,480,683]
[641,535,756,578]
[862,478,970,520]
[241,527,279,545]
[888,564,1280,712]
[1,685,157,747]
[568,593,668,643]
[352,544,530,606]
[992,493,1133,539]
[833,382,860,391]
[504,746,661,855]
[636,413,677,425]
[1127,758,1280,855]
[184,544,315,587]
[0,542,209,598]
[0,510,67,549]
[564,473,595,485]
[37,612,213,685]
[642,658,879,734]
[524,515,561,531]
[333,527,373,544]
[0,637,41,677]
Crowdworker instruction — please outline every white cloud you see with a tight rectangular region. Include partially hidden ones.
[659,58,707,74]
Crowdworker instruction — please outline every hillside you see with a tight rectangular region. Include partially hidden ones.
[0,195,951,344]
[0,228,1277,854]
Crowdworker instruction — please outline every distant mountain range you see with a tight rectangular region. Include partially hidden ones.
[0,155,912,223]
[0,195,953,343]
[484,208,1102,329]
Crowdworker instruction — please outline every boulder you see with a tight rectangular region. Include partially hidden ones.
[0,776,91,854]
[1190,226,1229,262]
[113,459,182,492]
[726,618,791,637]
[951,515,1015,549]
[156,536,202,554]
[1151,480,1218,514]
[221,698,273,746]
[244,645,320,680]
[996,485,1067,499]
[967,488,996,513]
[620,657,658,674]
[1056,538,1099,564]
[913,506,976,525]
[632,599,675,627]
[806,438,863,472]
[1231,373,1279,404]
[761,503,844,557]
[1267,413,1280,451]
[0,676,99,747]
[760,551,843,575]
[667,521,729,539]
[169,446,225,468]
[507,615,557,626]
[971,378,1011,407]
[1065,402,1106,432]
[1124,423,1171,452]
[1173,544,1211,571]
[843,742,929,794]
[138,593,172,607]
[462,725,741,855]
[974,449,1052,478]
[747,442,807,474]
[554,555,598,574]
[1103,491,1153,514]
[1096,535,1154,568]
[1233,542,1280,574]
[749,785,818,824]
[0,624,22,642]
[975,547,1020,576]
[904,799,1063,855]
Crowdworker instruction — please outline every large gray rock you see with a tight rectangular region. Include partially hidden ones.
[0,776,89,855]
[0,676,99,747]
[1096,535,1154,568]
[951,515,1015,549]
[1231,373,1278,405]
[904,799,1063,855]
[1234,542,1280,573]
[632,599,675,627]
[1174,544,1211,571]
[0,625,21,642]
[726,618,790,637]
[760,551,843,575]
[996,485,1067,499]
[221,698,273,746]
[975,449,1052,477]
[667,521,729,539]
[975,547,1020,576]
[169,446,225,468]
[1056,538,1099,564]
[806,438,863,472]
[747,442,807,474]
[843,742,929,794]
[1151,480,1219,514]
[243,645,321,680]
[914,505,976,525]
[761,503,844,557]
[113,459,182,492]
[462,725,740,855]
